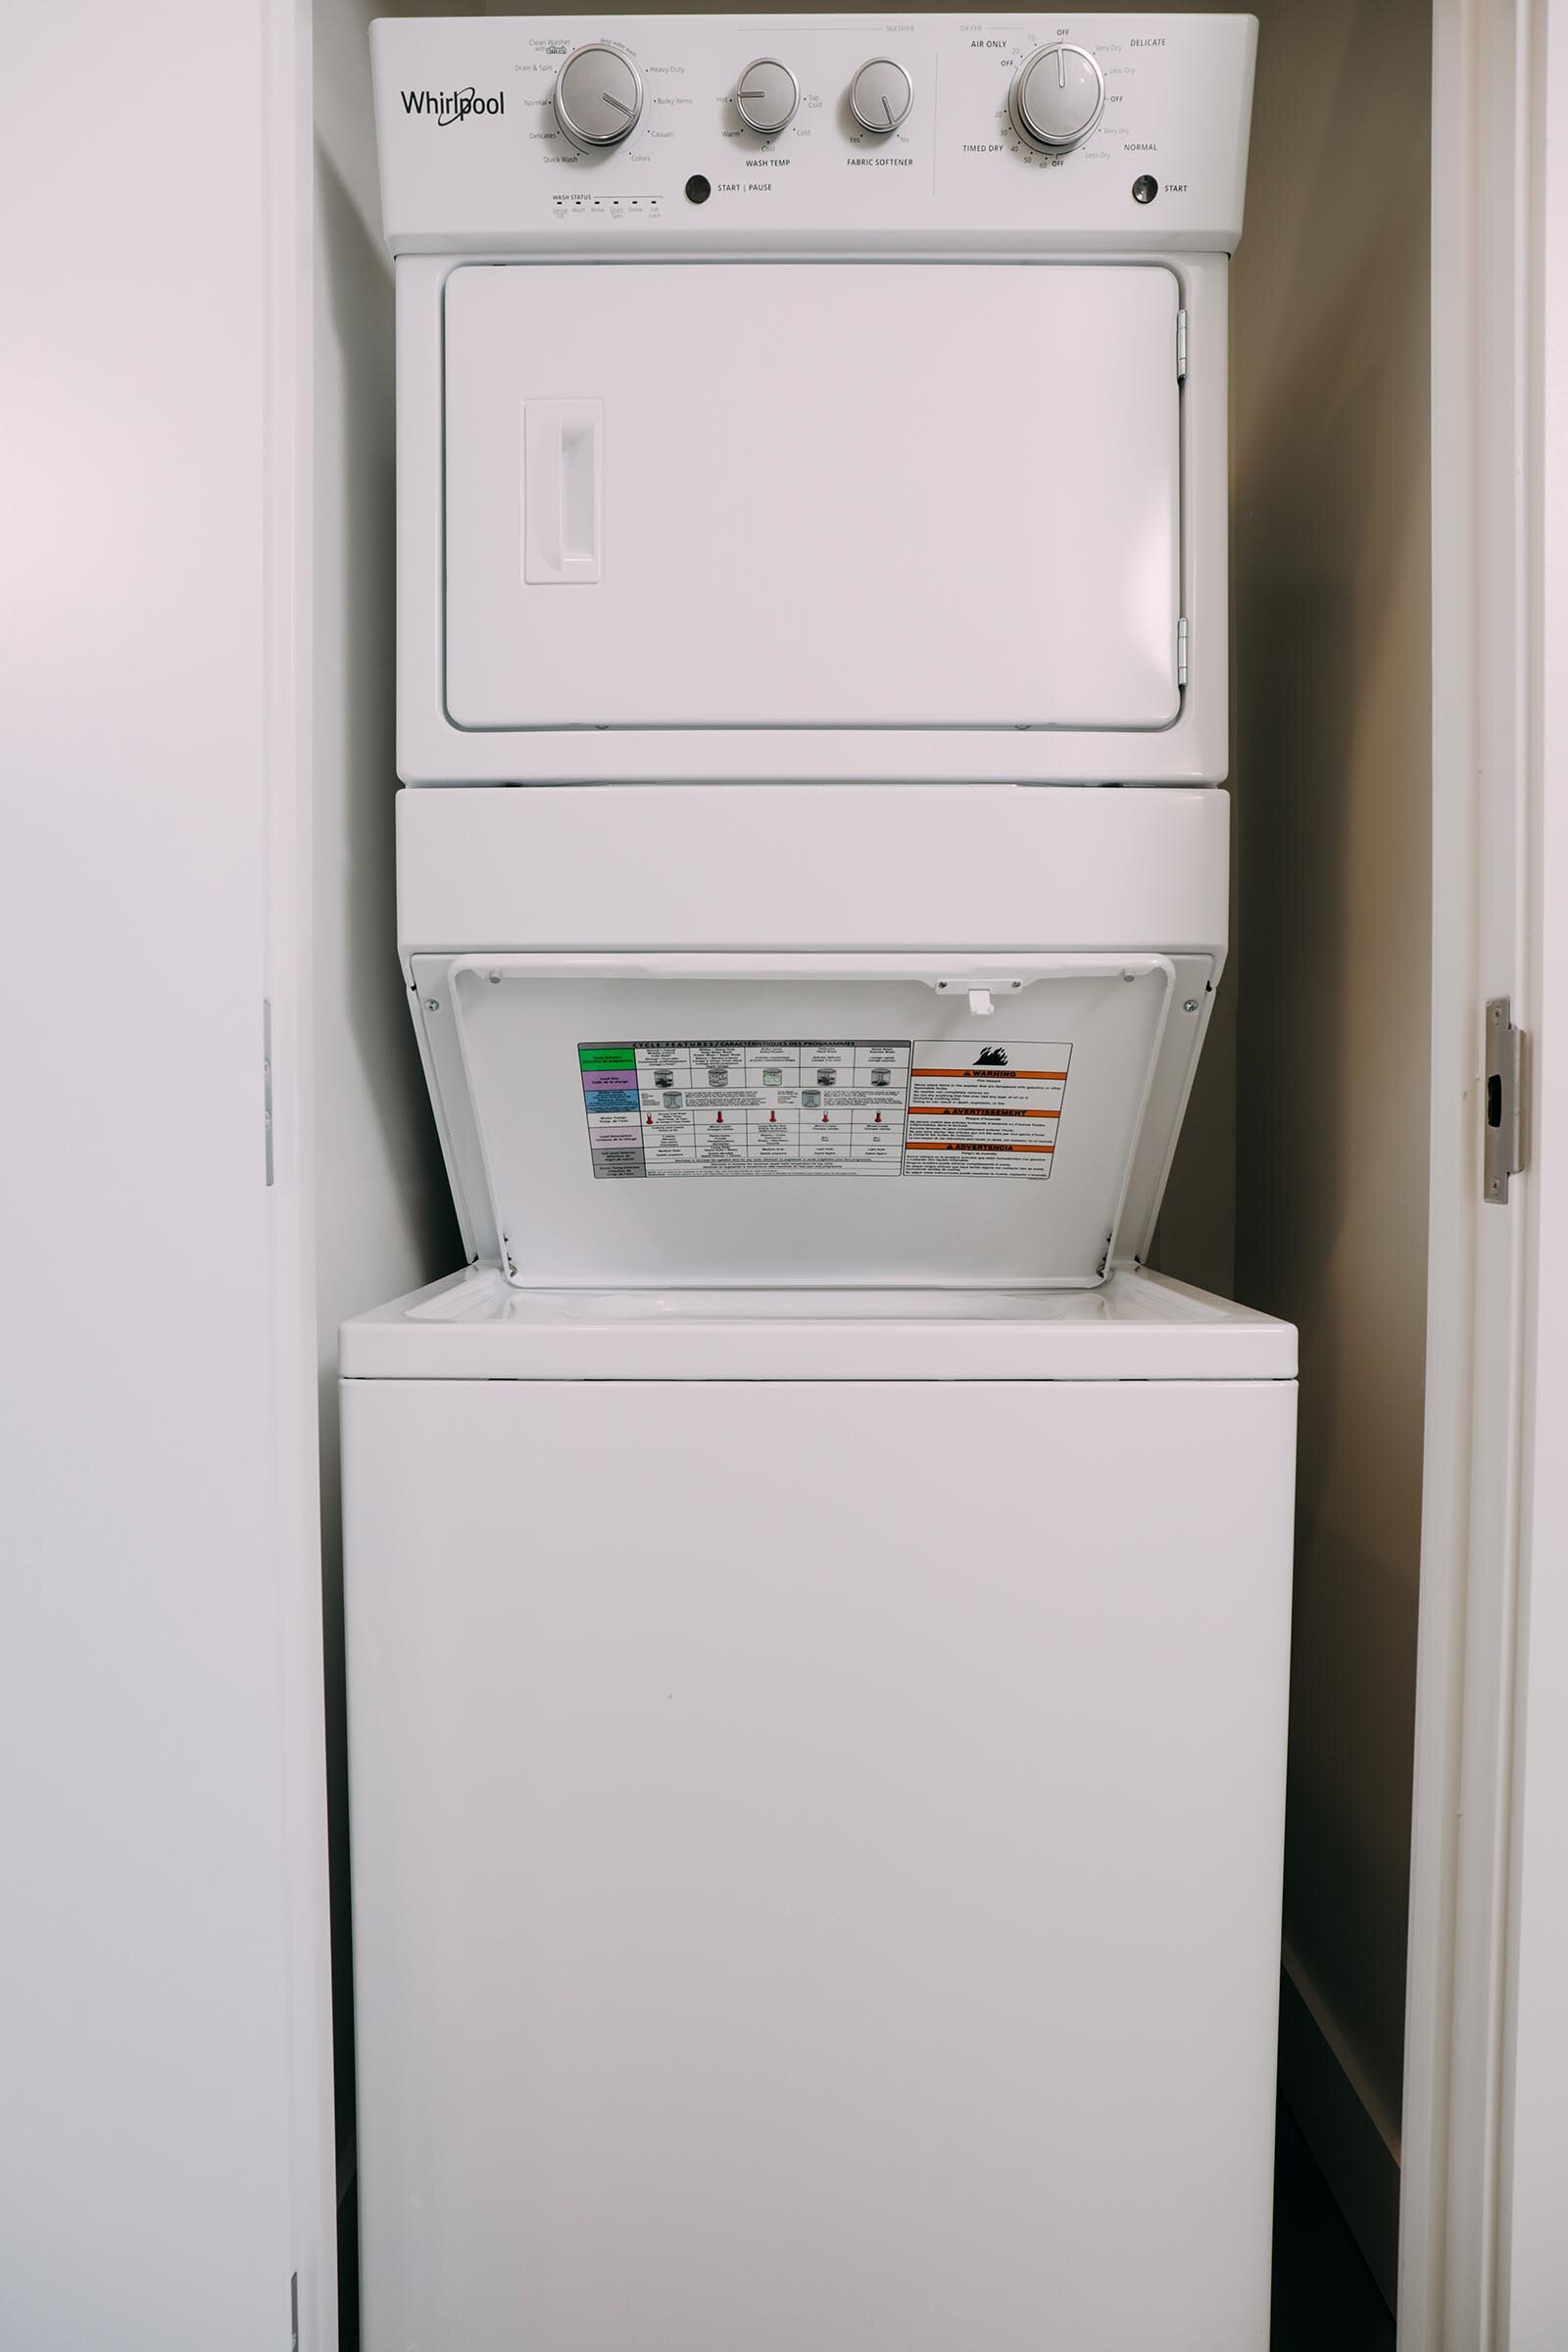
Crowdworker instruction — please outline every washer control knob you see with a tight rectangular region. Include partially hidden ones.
[553,43,644,150]
[735,57,800,137]
[849,57,913,136]
[1008,43,1105,153]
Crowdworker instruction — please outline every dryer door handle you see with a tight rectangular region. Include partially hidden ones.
[523,399,603,584]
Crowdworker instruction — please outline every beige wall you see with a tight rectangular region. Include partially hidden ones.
[1127,0,1431,2289]
[1228,0,1432,2244]
[1127,2,1433,2241]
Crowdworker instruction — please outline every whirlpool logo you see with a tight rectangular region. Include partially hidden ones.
[400,85,505,124]
[975,1047,1010,1067]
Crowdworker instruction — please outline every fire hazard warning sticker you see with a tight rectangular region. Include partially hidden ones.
[577,1040,1071,1180]
[903,1042,1070,1179]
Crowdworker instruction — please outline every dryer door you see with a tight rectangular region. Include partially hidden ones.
[443,263,1182,735]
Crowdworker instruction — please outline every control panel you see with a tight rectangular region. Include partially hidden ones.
[371,15,1257,253]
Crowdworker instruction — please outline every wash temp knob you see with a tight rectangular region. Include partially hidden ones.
[1007,43,1105,153]
[849,57,913,135]
[553,43,644,149]
[735,58,800,137]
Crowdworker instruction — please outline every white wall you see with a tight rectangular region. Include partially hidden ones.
[311,0,464,2273]
[1143,28,1434,2297]
[314,0,461,1364]
[0,1,330,2344]
[1229,0,1432,2301]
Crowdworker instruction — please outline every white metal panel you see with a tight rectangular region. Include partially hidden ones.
[444,263,1180,733]
[370,16,1258,257]
[344,1363,1296,2352]
[339,1265,1298,1379]
[395,784,1231,957]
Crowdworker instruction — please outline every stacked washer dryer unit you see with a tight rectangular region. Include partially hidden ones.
[350,19,1292,2350]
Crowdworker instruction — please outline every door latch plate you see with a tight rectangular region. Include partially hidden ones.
[1485,997,1524,1202]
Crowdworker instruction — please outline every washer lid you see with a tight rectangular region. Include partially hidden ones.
[411,951,1216,1292]
[340,1267,1297,1382]
[442,262,1182,734]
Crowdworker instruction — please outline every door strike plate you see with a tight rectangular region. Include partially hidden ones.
[1485,997,1524,1202]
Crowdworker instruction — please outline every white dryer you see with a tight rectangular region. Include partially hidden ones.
[370,7,1260,1261]
[372,10,1255,786]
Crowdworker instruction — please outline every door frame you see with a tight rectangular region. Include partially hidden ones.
[268,0,338,2342]
[1400,0,1568,2342]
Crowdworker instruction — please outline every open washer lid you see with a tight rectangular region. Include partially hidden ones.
[409,951,1217,1290]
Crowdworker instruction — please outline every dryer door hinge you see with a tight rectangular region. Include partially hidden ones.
[1485,997,1525,1201]
[1176,616,1189,688]
[1176,308,1189,382]
[263,1001,275,1188]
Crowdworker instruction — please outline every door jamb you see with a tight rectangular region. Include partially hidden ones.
[1399,1,1562,2342]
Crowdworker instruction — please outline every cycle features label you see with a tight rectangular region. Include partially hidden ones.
[580,1041,910,1178]
[903,1041,1071,1180]
[579,1040,1071,1180]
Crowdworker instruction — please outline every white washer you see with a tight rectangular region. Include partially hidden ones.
[343,1270,1296,2350]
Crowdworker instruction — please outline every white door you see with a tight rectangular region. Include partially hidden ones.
[443,263,1182,732]
[2,0,333,2342]
[345,1367,1295,2352]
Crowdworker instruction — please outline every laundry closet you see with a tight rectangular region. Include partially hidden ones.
[303,5,1432,2346]
[30,0,1562,2336]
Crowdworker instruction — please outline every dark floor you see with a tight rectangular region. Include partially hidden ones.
[339,2101,1396,2350]
[1271,2104,1396,2350]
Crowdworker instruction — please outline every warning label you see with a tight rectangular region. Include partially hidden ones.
[903,1042,1071,1181]
[579,1039,1071,1180]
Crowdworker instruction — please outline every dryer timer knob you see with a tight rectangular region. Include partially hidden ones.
[1008,43,1105,154]
[553,43,644,150]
